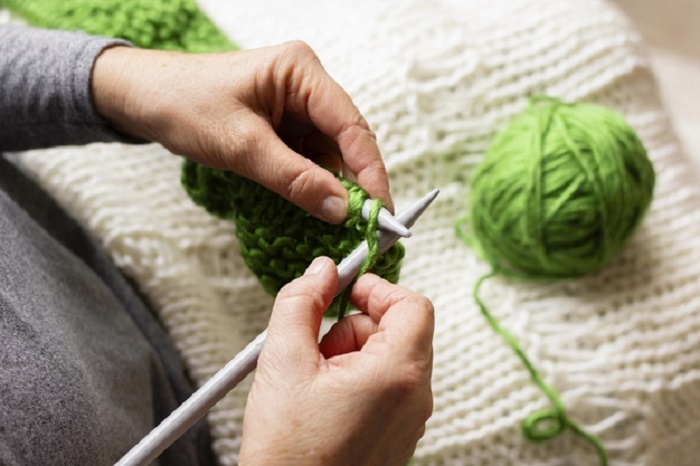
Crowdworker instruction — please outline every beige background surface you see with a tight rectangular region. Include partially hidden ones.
[615,0,700,172]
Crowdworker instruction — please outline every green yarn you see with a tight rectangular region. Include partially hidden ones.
[3,0,235,52]
[182,161,405,316]
[456,97,656,466]
[460,96,655,279]
[474,273,608,464]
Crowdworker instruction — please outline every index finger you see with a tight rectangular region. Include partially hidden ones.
[350,274,434,360]
[304,64,394,212]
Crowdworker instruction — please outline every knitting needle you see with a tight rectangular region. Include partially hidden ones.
[115,188,439,466]
[340,189,437,290]
[361,199,412,237]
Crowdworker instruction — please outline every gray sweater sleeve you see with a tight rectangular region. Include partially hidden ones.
[0,25,143,151]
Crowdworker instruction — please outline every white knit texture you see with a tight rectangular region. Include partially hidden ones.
[7,0,700,464]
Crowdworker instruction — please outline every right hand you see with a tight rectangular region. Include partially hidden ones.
[240,256,434,465]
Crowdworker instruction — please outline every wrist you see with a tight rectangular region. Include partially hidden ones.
[91,45,136,137]
[90,45,168,142]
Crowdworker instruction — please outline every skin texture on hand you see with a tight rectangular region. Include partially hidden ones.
[90,42,393,223]
[239,257,434,466]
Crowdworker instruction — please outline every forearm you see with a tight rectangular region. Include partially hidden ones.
[0,25,141,151]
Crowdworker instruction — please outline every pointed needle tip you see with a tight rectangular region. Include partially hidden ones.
[378,209,412,237]
[396,189,440,229]
[362,200,412,237]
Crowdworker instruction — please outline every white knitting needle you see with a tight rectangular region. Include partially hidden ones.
[361,199,412,238]
[115,188,439,466]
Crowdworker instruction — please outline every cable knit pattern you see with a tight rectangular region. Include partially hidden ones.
[5,0,700,464]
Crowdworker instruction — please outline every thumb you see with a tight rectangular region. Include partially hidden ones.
[265,257,338,367]
[235,114,350,224]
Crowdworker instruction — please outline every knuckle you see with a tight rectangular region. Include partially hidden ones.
[358,158,387,180]
[283,40,317,59]
[401,363,433,422]
[366,127,378,142]
[385,359,432,399]
[284,165,318,201]
[421,388,435,421]
[415,295,435,319]
[390,287,434,317]
[380,363,433,423]
[338,120,372,150]
[272,41,321,82]
[415,424,428,442]
[277,279,327,312]
[371,283,408,310]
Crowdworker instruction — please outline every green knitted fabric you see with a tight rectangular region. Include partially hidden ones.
[1,0,235,52]
[182,162,405,315]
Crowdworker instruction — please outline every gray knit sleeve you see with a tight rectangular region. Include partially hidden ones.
[0,25,143,151]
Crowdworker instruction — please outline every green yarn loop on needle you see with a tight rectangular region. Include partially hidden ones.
[458,96,656,466]
[182,162,405,317]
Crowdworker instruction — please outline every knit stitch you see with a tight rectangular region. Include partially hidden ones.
[181,161,404,315]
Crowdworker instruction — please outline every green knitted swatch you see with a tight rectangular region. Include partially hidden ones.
[2,0,235,52]
[182,162,405,316]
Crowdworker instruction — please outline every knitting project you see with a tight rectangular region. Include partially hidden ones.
[5,0,700,464]
[181,161,404,314]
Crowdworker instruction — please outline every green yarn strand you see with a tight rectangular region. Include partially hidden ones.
[359,199,382,276]
[474,273,608,465]
[337,198,383,320]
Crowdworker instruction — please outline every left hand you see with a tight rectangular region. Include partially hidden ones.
[90,42,393,224]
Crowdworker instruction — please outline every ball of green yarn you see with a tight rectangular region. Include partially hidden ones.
[466,97,655,278]
[181,161,405,312]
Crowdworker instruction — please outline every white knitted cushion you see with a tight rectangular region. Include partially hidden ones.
[8,0,700,464]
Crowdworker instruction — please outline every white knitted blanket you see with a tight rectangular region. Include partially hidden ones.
[7,0,700,464]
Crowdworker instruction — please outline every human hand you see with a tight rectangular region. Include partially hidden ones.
[239,257,434,466]
[91,42,392,223]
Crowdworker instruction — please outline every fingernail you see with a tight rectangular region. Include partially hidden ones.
[305,257,329,275]
[318,195,348,224]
